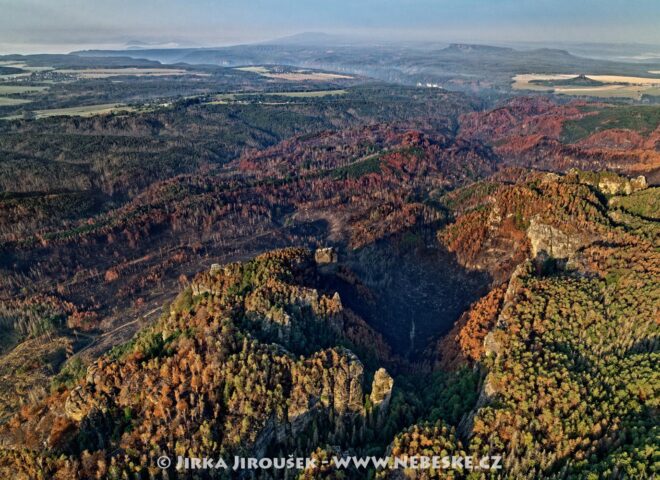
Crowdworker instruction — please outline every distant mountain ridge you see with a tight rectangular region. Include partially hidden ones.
[71,36,660,92]
[443,43,514,53]
[263,32,361,46]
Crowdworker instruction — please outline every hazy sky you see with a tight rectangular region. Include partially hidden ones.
[2,0,660,53]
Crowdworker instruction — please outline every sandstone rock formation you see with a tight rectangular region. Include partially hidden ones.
[370,367,394,409]
[314,247,338,265]
[527,217,584,264]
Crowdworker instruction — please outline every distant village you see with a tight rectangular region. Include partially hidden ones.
[416,82,443,88]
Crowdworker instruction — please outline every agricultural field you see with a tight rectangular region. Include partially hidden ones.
[1,62,199,79]
[0,97,32,106]
[0,56,362,119]
[33,103,135,118]
[2,103,135,120]
[0,85,49,109]
[0,61,52,73]
[235,65,353,81]
[0,85,48,94]
[265,71,353,81]
[55,68,199,78]
[235,66,271,74]
[512,73,660,99]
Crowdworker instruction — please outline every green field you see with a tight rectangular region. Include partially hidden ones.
[1,103,136,120]
[56,68,191,78]
[0,85,49,94]
[35,104,137,118]
[0,97,32,106]
[0,61,52,73]
[561,105,660,143]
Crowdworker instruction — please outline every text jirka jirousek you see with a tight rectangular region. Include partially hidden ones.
[166,454,503,471]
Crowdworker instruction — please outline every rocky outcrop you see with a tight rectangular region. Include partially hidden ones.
[370,368,394,427]
[280,347,366,451]
[289,348,364,419]
[567,169,648,196]
[599,175,647,195]
[327,349,365,415]
[370,368,394,409]
[527,217,584,264]
[190,280,217,297]
[314,247,338,265]
[64,386,89,422]
[482,263,528,366]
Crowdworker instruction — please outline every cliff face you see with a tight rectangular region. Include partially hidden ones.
[314,247,338,265]
[290,348,366,420]
[369,368,394,408]
[527,217,585,264]
[369,367,394,428]
[574,170,648,195]
[254,348,366,457]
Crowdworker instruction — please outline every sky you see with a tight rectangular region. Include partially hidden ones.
[1,0,660,54]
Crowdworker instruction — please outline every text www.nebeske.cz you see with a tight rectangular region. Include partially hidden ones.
[165,455,503,471]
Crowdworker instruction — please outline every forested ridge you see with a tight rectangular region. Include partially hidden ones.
[0,169,657,479]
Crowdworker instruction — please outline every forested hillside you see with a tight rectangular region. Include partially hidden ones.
[1,170,656,479]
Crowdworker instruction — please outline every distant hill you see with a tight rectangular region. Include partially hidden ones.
[530,74,607,87]
[73,40,660,93]
[0,66,25,75]
[443,43,514,54]
[264,32,359,46]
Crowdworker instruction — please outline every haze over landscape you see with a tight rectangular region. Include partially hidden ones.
[2,0,660,53]
[0,1,658,479]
